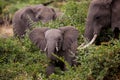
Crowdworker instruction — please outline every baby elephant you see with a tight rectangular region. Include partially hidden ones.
[12,4,57,38]
[29,26,79,77]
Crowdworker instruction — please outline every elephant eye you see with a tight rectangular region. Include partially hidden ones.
[58,38,62,41]
[95,16,100,20]
[38,16,42,19]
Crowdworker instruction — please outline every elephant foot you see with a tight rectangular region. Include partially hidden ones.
[113,28,119,39]
[60,64,67,71]
[46,63,55,77]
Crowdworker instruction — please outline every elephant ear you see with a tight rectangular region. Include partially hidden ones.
[29,27,50,51]
[59,26,79,50]
[94,0,113,6]
[102,0,113,4]
[21,7,35,21]
[101,0,113,7]
[51,8,57,20]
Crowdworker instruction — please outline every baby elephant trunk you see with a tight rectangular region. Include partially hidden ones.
[45,41,58,60]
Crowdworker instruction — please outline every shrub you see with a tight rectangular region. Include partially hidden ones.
[78,40,120,80]
[0,37,47,80]
[0,0,120,80]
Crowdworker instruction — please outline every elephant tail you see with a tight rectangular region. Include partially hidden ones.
[42,1,54,6]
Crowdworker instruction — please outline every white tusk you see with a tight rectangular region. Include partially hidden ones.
[78,34,97,49]
[56,47,59,51]
[79,43,86,47]
[44,46,47,52]
[77,43,86,50]
[56,43,59,51]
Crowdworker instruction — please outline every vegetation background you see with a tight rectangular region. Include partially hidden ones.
[0,0,120,80]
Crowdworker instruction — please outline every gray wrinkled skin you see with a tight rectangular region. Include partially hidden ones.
[84,0,120,42]
[12,4,57,38]
[29,26,79,77]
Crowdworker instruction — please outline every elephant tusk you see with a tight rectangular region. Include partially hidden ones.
[79,43,86,47]
[77,43,86,50]
[44,46,47,52]
[78,34,97,49]
[56,43,59,51]
[56,47,59,52]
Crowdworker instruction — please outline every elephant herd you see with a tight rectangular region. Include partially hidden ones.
[12,0,120,77]
[12,4,57,38]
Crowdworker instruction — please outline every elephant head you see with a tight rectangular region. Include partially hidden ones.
[29,26,79,60]
[12,4,57,38]
[79,0,113,49]
[31,4,57,23]
[45,29,64,60]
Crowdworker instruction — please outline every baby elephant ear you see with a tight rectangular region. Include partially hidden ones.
[29,27,50,51]
[59,26,79,50]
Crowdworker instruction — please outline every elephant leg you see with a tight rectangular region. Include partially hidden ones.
[59,61,67,71]
[46,62,55,77]
[60,65,67,71]
[113,28,120,39]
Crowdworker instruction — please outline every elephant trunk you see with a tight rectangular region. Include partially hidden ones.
[78,20,99,49]
[45,41,58,60]
[84,18,95,42]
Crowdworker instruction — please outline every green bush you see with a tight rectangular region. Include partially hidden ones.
[0,37,47,80]
[0,0,120,80]
[78,40,120,80]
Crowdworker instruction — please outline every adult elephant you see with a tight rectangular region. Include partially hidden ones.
[80,0,120,48]
[12,4,57,38]
[29,26,79,77]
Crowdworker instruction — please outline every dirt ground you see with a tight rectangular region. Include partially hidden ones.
[0,25,13,38]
